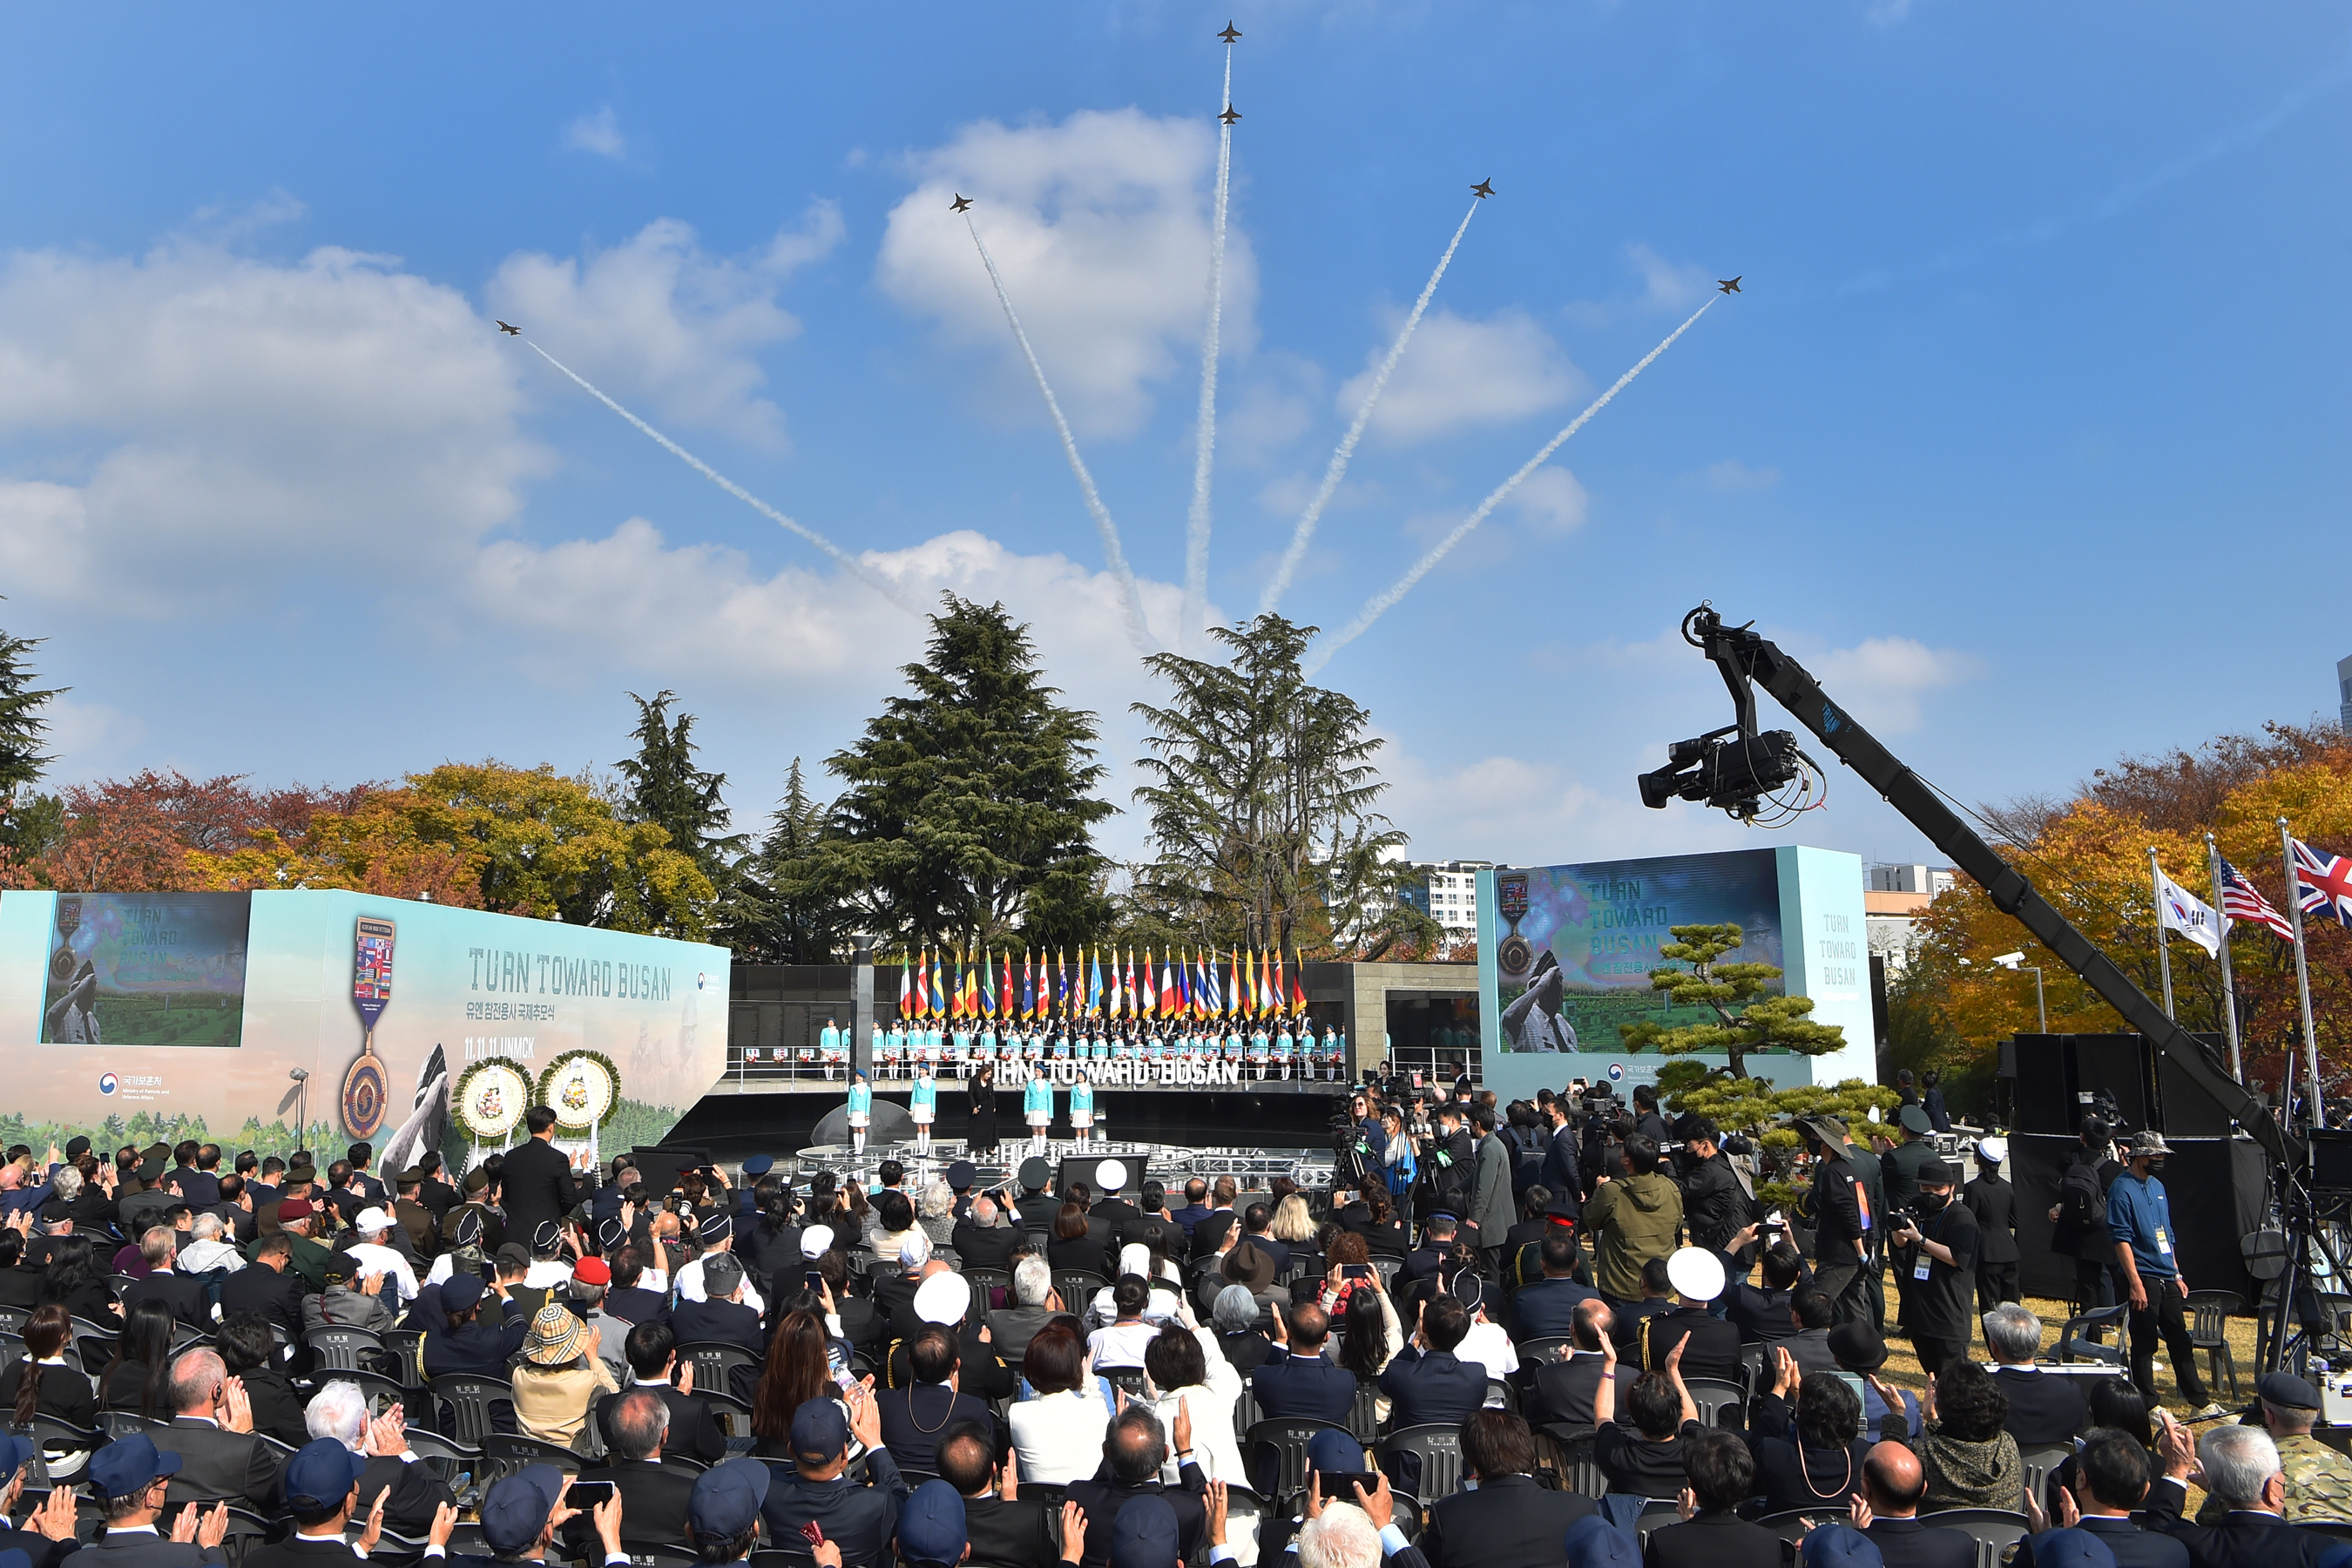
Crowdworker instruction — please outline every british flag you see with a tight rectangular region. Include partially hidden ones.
[2220,858,2295,940]
[2293,837,2352,929]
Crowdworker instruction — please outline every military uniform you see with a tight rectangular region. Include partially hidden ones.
[2192,1431,2352,1524]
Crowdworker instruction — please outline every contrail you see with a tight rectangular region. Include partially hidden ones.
[1304,295,1718,675]
[962,213,1154,652]
[1182,45,1235,650]
[521,338,923,614]
[1261,197,1480,614]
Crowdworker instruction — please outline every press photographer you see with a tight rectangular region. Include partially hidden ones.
[1882,1156,1977,1374]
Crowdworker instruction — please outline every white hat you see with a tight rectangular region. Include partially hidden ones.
[1666,1246,1727,1303]
[800,1224,835,1258]
[899,1232,932,1267]
[355,1206,392,1234]
[914,1271,972,1325]
[1976,1136,2008,1164]
[1096,1159,1128,1191]
[1119,1242,1151,1280]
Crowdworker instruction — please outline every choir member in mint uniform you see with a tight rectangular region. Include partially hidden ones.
[1250,1023,1271,1081]
[1274,1023,1294,1080]
[910,1064,938,1156]
[1025,1025,1044,1061]
[1069,1078,1095,1144]
[1051,1025,1071,1061]
[950,1024,971,1076]
[847,1071,874,1155]
[1330,1024,1348,1080]
[1092,1027,1112,1061]
[885,1021,907,1079]
[819,1017,843,1079]
[924,1022,945,1071]
[1224,1026,1244,1062]
[977,1024,997,1071]
[1024,1070,1055,1157]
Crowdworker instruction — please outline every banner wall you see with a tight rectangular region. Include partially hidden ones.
[0,889,730,1169]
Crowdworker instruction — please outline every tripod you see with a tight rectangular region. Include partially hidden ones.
[2255,1160,2352,1377]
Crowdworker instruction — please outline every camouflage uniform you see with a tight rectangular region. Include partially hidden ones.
[2193,1429,2352,1524]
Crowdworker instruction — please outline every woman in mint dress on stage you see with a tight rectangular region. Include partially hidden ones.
[910,1065,938,1156]
[847,1071,874,1155]
[1024,1070,1055,1157]
[1069,1076,1094,1144]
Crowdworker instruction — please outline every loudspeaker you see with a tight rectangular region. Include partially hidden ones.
[2013,1036,2072,1135]
[2011,1129,2266,1304]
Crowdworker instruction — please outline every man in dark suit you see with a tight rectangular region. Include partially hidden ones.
[1088,1177,1141,1237]
[1511,1235,1602,1340]
[949,1197,1023,1274]
[494,1109,578,1247]
[667,1254,765,1359]
[1124,1183,1189,1260]
[1381,1295,1489,1431]
[1066,1404,1209,1568]
[148,1348,284,1513]
[1013,1159,1062,1234]
[594,1320,730,1468]
[1402,1215,1456,1291]
[1250,1301,1358,1423]
[2147,1414,2338,1568]
[1187,1178,1242,1258]
[1528,1300,1634,1436]
[1985,1303,2088,1447]
[760,1392,909,1568]
[124,1240,216,1330]
[215,1233,305,1339]
[242,1436,391,1568]
[1858,1442,1977,1568]
[80,1433,233,1568]
[1644,1429,1781,1568]
[0,1433,86,1568]
[341,1145,387,1210]
[1419,1409,1595,1568]
[168,1144,220,1211]
[2016,1430,2188,1568]
[1630,1248,1745,1383]
[601,1244,672,1330]
[296,1379,455,1542]
[414,1153,459,1221]
[563,1388,697,1557]
[1727,1245,1808,1344]
[875,1326,1004,1474]
[937,1419,1055,1567]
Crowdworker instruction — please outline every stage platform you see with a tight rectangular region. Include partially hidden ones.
[775,1138,1340,1194]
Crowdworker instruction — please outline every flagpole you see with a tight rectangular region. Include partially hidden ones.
[2281,815,2323,1129]
[2207,832,2242,1084]
[2148,847,2176,1020]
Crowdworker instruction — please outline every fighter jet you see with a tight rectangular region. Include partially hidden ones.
[496,321,521,336]
[1470,179,1495,199]
[1220,104,1241,125]
[950,193,973,213]
[1717,277,1741,294]
[1218,22,1241,41]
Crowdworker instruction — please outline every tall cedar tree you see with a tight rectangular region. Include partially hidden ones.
[822,598,1113,950]
[616,690,742,881]
[724,759,850,963]
[0,617,63,853]
[1131,612,1412,955]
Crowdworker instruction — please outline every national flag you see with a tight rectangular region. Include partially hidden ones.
[1168,952,1185,1017]
[1021,950,1034,1020]
[948,950,963,1019]
[981,949,997,1017]
[2293,837,2352,929]
[1270,950,1286,1017]
[1290,958,1308,1017]
[2153,867,2223,957]
[928,950,946,1016]
[1228,949,1242,1018]
[1157,950,1176,1017]
[1003,951,1015,1020]
[964,952,981,1017]
[899,954,914,1019]
[2220,861,2293,940]
[1241,950,1256,1018]
[1087,947,1104,1017]
[1260,950,1278,1014]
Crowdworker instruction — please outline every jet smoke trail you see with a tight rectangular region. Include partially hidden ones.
[1182,47,1235,651]
[1260,198,1480,614]
[523,339,923,614]
[1303,295,1718,675]
[962,213,1154,652]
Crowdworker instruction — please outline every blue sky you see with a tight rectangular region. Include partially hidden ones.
[1,3,2345,877]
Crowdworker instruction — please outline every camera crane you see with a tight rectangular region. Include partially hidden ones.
[1639,605,2320,1363]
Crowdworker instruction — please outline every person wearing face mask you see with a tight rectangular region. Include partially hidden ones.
[2107,1132,2221,1417]
[1882,1159,1978,1376]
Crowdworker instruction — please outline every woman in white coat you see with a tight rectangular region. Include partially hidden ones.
[1143,1317,1245,1486]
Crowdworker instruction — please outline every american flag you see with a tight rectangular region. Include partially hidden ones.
[2220,857,2295,941]
[2293,837,2352,929]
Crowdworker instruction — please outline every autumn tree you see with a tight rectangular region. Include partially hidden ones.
[1131,613,1410,956]
[823,598,1114,950]
[1618,923,1847,1079]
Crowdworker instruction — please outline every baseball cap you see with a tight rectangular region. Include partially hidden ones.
[1109,1494,1180,1568]
[88,1433,183,1499]
[914,1271,971,1325]
[789,1396,851,1463]
[1801,1523,1886,1568]
[800,1224,835,1258]
[479,1464,566,1557]
[355,1206,392,1234]
[1564,1516,1641,1568]
[700,1253,746,1298]
[686,1457,772,1541]
[1304,1429,1366,1474]
[441,1274,487,1313]
[896,1480,968,1565]
[283,1437,368,1512]
[571,1257,612,1288]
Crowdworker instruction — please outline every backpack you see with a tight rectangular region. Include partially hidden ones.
[2056,1161,2105,1234]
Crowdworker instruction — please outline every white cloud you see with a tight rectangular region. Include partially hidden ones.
[1808,636,1979,733]
[0,240,541,615]
[1697,458,1781,494]
[1627,243,1710,311]
[1343,308,1579,443]
[1511,466,1589,533]
[490,211,842,447]
[875,109,1256,438]
[563,106,628,160]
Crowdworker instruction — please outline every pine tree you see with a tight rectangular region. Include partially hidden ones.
[724,760,852,963]
[1131,612,1408,955]
[0,614,64,852]
[616,691,743,880]
[1617,922,1847,1079]
[823,598,1113,949]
